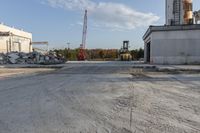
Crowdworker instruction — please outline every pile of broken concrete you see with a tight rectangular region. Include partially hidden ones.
[0,52,65,65]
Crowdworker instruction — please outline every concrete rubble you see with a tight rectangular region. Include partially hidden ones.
[0,53,6,64]
[0,52,65,65]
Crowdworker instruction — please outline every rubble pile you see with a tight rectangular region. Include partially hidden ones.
[0,52,65,65]
[0,53,6,64]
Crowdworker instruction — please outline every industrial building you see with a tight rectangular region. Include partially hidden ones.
[143,0,200,64]
[0,23,32,53]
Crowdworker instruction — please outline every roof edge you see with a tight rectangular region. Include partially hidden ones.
[143,24,200,40]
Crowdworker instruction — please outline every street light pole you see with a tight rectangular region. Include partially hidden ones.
[67,42,70,60]
[67,42,70,50]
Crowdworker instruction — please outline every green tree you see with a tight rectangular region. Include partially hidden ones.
[131,48,144,60]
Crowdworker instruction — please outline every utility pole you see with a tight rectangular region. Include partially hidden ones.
[67,42,70,50]
[67,42,70,60]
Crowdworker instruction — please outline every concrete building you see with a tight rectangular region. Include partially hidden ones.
[143,0,200,65]
[0,23,32,53]
[143,25,200,64]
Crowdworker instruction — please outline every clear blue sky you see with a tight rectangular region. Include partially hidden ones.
[0,0,199,50]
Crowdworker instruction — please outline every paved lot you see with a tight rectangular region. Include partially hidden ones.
[0,62,200,133]
[0,68,55,79]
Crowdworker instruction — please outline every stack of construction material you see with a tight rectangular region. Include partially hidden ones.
[0,52,65,65]
[0,53,7,64]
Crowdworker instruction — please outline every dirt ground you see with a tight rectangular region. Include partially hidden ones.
[0,62,199,133]
[0,68,56,79]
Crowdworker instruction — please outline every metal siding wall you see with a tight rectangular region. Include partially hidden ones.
[151,30,200,64]
[0,24,32,53]
[0,36,9,53]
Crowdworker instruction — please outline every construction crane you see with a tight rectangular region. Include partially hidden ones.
[78,10,87,61]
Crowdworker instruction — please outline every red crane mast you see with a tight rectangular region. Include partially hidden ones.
[78,10,87,61]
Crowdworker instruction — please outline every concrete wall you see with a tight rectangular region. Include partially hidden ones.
[0,36,8,53]
[0,24,32,53]
[149,30,200,64]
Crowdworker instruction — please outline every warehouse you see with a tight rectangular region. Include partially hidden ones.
[0,23,32,53]
[143,25,200,64]
[143,0,200,64]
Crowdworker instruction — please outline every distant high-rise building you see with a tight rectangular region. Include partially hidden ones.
[166,0,193,25]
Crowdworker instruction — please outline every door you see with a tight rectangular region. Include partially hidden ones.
[146,42,151,63]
